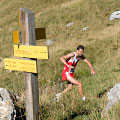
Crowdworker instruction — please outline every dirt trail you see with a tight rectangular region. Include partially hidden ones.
[60,0,82,8]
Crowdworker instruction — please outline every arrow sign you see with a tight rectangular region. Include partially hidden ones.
[13,31,22,44]
[5,58,37,73]
[14,45,48,59]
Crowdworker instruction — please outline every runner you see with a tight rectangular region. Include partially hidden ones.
[56,45,96,101]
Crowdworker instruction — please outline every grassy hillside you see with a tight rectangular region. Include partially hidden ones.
[0,0,120,119]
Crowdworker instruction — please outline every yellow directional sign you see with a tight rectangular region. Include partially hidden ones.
[13,31,21,44]
[5,58,37,73]
[14,45,48,59]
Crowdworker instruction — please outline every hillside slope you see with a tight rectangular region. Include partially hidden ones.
[0,0,120,119]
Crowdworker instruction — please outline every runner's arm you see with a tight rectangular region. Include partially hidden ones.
[84,59,96,75]
[60,52,74,68]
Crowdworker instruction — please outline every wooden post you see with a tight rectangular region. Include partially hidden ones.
[20,8,39,120]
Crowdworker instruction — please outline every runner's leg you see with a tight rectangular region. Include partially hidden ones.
[63,83,73,93]
[66,75,84,97]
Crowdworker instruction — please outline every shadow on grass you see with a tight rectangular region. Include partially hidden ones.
[97,87,112,98]
[64,109,91,120]
[15,105,26,120]
[9,92,26,120]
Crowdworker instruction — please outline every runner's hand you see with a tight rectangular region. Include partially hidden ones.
[91,70,96,75]
[67,65,74,70]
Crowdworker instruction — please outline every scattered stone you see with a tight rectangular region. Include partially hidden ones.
[46,40,54,46]
[0,88,16,120]
[101,84,120,117]
[109,11,120,20]
[66,22,73,27]
[82,26,88,31]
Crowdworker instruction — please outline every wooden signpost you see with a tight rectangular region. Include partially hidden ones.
[5,8,48,120]
[20,8,39,120]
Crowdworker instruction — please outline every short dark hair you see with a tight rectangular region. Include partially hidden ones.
[77,45,84,51]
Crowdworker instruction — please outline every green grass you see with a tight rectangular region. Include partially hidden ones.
[0,0,120,119]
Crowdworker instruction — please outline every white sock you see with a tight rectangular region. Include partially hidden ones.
[56,93,62,97]
[82,96,86,101]
[55,93,62,102]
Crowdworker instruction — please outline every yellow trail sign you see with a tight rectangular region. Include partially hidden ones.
[14,45,48,59]
[13,31,22,44]
[5,58,37,73]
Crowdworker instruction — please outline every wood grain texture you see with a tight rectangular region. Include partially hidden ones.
[20,8,39,120]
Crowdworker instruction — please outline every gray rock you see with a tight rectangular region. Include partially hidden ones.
[0,88,16,120]
[101,84,120,117]
[109,11,120,20]
[46,40,54,46]
[82,26,88,31]
[66,22,73,27]
[107,84,120,101]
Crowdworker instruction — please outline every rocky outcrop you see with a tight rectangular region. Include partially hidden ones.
[0,88,16,120]
[101,84,120,117]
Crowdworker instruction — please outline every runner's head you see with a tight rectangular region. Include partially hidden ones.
[76,45,84,56]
